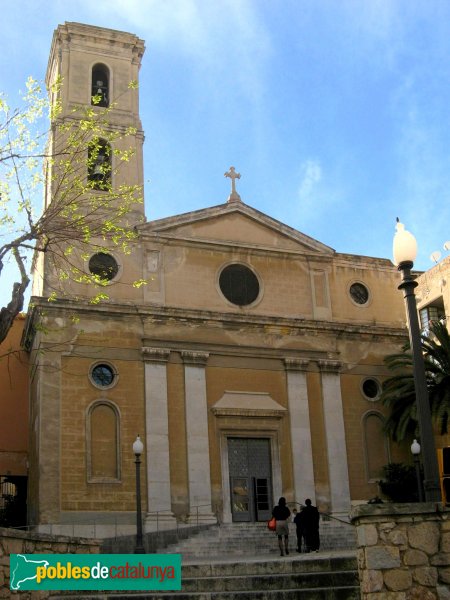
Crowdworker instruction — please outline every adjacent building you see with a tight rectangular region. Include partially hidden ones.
[416,255,450,502]
[0,315,29,526]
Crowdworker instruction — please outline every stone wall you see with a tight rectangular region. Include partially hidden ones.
[350,502,450,600]
[0,526,100,599]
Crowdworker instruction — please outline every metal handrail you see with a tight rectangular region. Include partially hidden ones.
[5,505,218,539]
[287,501,352,526]
[146,504,218,529]
[319,511,352,526]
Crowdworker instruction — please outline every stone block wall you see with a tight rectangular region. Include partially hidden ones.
[350,503,450,600]
[0,526,100,599]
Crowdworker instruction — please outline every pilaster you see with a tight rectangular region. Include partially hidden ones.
[284,358,316,504]
[142,346,176,530]
[181,350,216,524]
[318,359,351,514]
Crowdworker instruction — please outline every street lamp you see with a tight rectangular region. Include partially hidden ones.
[410,439,424,502]
[133,435,145,553]
[393,220,441,502]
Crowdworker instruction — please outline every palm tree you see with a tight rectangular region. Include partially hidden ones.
[381,320,450,441]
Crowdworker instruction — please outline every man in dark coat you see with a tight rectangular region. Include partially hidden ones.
[301,498,320,552]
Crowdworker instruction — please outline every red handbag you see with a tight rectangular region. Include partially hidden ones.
[267,517,276,531]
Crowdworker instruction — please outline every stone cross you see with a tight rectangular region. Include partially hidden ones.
[224,166,241,202]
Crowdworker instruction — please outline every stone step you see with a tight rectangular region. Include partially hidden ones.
[51,589,360,599]
[160,522,356,560]
[181,555,358,576]
[85,523,360,600]
[51,591,360,600]
[180,570,358,592]
[164,535,355,550]
[48,554,360,600]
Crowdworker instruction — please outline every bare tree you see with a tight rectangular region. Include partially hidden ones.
[0,77,144,345]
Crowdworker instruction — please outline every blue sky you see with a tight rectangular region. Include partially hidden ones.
[2,0,450,308]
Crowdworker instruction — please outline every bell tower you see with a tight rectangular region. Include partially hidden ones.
[34,23,146,301]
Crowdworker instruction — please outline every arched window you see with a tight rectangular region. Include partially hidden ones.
[88,138,112,190]
[87,401,120,481]
[91,64,109,107]
[363,411,390,482]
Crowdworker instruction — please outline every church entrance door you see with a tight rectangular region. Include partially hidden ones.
[228,437,272,522]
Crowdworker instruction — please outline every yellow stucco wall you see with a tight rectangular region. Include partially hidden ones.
[25,22,428,530]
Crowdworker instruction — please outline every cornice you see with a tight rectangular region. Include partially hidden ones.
[56,22,145,55]
[211,407,286,419]
[141,233,333,262]
[26,297,408,342]
[334,252,394,271]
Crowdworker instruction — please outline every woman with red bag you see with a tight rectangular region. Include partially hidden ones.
[271,497,291,556]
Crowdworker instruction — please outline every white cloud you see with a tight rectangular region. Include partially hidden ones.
[73,0,273,146]
[78,0,272,79]
[298,159,322,201]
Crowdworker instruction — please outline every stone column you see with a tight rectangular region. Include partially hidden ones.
[142,347,176,530]
[181,350,216,524]
[319,359,351,515]
[284,358,316,505]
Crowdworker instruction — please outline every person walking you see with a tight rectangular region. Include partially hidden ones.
[293,506,306,552]
[301,498,320,552]
[271,497,291,556]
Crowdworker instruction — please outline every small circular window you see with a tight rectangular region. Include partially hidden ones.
[219,263,260,306]
[362,378,381,400]
[89,252,119,281]
[349,282,370,305]
[90,363,117,389]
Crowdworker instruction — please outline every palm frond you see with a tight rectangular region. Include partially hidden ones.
[381,321,450,441]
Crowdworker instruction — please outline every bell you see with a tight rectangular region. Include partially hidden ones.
[92,163,104,179]
[94,80,107,104]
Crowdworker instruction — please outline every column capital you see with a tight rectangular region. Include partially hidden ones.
[284,358,310,372]
[142,347,170,363]
[318,359,342,373]
[181,350,209,366]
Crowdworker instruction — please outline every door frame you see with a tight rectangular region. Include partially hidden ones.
[229,474,273,522]
[220,430,282,524]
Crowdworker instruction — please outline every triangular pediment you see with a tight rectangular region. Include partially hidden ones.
[139,201,334,255]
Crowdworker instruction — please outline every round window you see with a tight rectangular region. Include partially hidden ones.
[362,378,381,400]
[219,264,260,306]
[349,282,369,305]
[90,363,116,388]
[89,252,119,281]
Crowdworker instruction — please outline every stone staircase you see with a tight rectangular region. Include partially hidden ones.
[159,520,356,561]
[48,522,360,599]
[49,554,360,600]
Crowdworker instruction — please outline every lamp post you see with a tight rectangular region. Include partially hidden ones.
[133,435,145,553]
[410,439,424,502]
[393,220,441,502]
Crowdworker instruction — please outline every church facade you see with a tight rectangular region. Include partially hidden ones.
[24,23,413,536]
